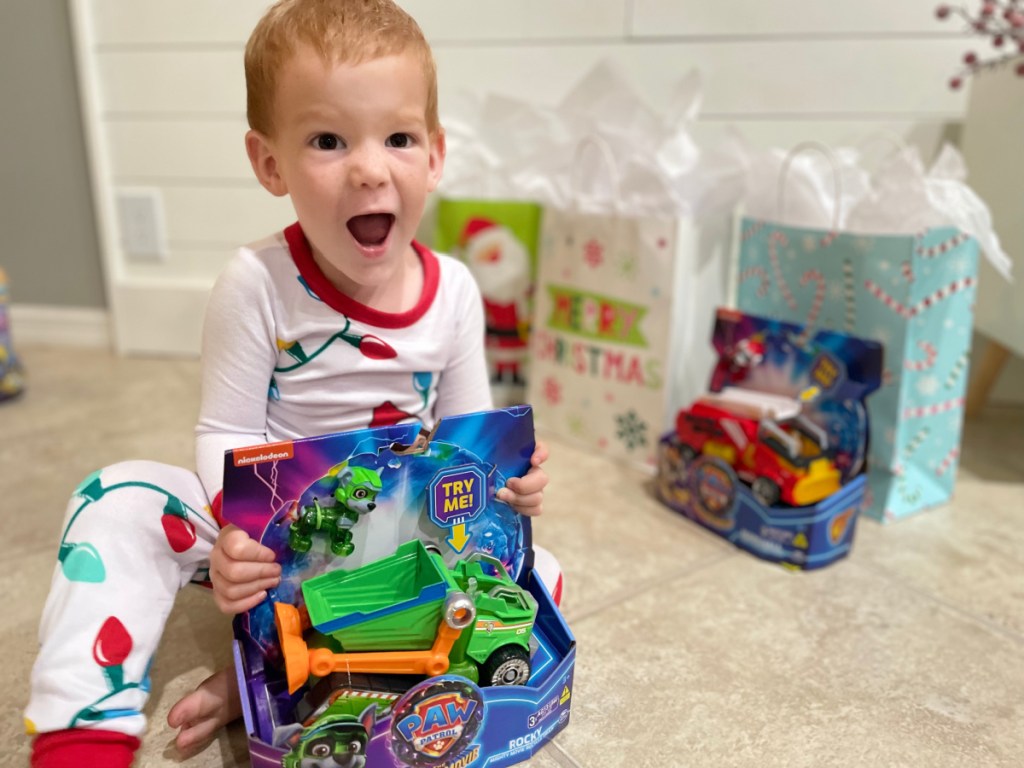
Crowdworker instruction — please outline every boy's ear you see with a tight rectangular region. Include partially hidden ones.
[245,129,288,197]
[426,127,446,193]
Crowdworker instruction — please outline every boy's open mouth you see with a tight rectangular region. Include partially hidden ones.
[347,213,395,248]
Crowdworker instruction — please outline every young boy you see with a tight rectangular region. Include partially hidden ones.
[25,1,560,765]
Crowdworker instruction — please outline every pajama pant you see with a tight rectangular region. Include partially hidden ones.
[25,460,221,737]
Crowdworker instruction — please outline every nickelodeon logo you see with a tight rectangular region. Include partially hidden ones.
[232,441,295,467]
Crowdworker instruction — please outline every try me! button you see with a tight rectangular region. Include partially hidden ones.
[428,465,488,527]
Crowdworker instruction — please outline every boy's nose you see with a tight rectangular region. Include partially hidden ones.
[349,145,388,188]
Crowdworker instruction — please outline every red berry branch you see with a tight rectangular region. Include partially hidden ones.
[936,0,1024,88]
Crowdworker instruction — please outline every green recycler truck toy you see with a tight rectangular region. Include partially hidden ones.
[275,539,539,693]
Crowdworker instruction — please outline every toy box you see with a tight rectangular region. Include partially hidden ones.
[222,405,575,768]
[656,308,883,570]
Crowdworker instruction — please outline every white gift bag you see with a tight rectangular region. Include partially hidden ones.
[528,139,728,469]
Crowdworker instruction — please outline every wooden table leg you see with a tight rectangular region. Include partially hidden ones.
[965,339,1011,418]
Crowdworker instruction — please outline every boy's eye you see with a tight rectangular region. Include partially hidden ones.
[314,134,341,150]
[386,133,412,149]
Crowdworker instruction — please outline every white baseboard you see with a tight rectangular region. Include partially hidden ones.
[8,281,211,357]
[9,304,112,348]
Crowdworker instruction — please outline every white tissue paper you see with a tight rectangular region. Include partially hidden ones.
[440,60,740,221]
[847,143,1011,280]
[735,137,1011,281]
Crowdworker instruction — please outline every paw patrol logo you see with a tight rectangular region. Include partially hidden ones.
[390,678,484,766]
[690,458,738,529]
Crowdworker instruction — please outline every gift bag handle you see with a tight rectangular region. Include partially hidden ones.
[855,129,909,158]
[854,129,911,173]
[570,135,622,213]
[777,140,842,233]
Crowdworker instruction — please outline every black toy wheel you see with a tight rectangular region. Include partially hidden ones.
[481,645,531,686]
[678,444,697,463]
[752,477,781,507]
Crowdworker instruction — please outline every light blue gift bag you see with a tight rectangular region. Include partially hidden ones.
[736,218,979,522]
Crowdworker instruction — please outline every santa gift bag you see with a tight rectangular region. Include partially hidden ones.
[433,199,543,407]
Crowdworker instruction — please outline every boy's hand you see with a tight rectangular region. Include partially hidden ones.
[209,523,281,614]
[497,440,549,517]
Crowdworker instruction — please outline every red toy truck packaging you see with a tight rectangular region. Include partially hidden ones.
[657,309,883,569]
[221,405,574,768]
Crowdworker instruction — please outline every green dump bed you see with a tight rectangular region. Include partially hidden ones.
[301,540,456,651]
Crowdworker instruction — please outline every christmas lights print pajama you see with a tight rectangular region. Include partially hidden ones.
[25,460,220,737]
[24,226,495,738]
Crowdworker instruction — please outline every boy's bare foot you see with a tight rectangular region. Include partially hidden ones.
[167,666,242,752]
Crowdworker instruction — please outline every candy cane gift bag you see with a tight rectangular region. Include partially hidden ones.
[735,220,979,521]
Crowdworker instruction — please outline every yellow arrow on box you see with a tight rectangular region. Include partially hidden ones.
[447,523,470,553]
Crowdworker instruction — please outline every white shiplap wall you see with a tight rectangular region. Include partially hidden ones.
[71,0,969,355]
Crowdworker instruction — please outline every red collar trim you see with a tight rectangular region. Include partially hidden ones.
[284,221,439,329]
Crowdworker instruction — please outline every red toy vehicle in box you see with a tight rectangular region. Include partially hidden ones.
[675,387,841,507]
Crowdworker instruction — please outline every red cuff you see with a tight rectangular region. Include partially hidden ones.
[210,490,226,528]
[32,729,140,768]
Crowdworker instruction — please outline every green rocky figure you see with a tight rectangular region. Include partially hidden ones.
[289,465,383,557]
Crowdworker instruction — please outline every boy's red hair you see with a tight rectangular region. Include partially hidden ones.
[245,0,439,137]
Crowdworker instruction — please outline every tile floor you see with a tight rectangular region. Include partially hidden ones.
[4,344,1023,767]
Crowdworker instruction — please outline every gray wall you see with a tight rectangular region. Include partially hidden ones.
[0,1,106,308]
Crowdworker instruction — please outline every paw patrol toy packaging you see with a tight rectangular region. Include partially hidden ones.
[656,309,883,570]
[221,406,574,768]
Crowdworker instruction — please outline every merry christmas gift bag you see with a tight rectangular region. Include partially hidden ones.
[529,207,697,469]
[736,220,979,522]
[526,136,703,469]
[433,199,543,407]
